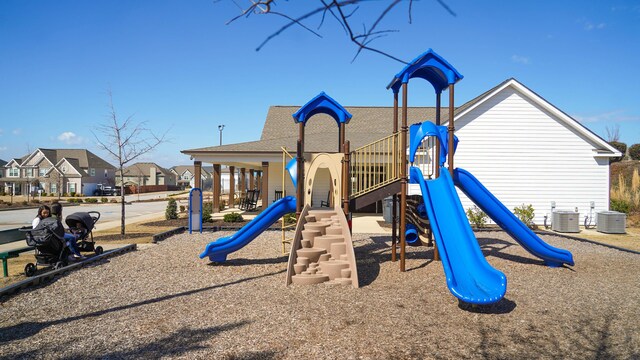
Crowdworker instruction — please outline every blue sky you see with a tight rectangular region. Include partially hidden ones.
[1,1,639,167]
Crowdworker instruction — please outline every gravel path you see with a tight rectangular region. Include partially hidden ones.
[1,230,639,359]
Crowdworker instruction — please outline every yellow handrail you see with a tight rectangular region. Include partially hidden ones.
[349,132,402,198]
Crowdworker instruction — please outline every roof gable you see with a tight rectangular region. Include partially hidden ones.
[453,78,620,157]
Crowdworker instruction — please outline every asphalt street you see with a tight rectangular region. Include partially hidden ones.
[0,200,169,231]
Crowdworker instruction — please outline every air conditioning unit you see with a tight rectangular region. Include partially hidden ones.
[552,211,580,233]
[597,211,626,234]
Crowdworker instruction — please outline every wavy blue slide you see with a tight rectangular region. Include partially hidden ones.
[411,166,507,304]
[199,196,296,262]
[453,168,574,267]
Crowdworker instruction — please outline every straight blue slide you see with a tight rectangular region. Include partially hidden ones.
[410,166,507,305]
[453,168,574,267]
[200,196,296,262]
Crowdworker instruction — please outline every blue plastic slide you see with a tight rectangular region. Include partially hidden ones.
[453,168,574,267]
[410,166,507,305]
[199,196,296,262]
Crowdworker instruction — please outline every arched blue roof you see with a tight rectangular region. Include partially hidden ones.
[387,49,463,94]
[409,121,458,165]
[292,92,352,126]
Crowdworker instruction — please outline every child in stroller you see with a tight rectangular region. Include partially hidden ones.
[21,211,102,277]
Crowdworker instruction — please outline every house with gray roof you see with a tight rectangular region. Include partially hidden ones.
[1,148,116,196]
[182,78,620,222]
[116,162,177,191]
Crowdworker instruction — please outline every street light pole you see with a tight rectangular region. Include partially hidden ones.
[218,124,225,146]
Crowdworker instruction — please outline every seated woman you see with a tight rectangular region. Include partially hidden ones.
[50,203,86,260]
[32,205,51,228]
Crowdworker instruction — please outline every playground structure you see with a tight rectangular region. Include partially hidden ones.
[199,49,574,303]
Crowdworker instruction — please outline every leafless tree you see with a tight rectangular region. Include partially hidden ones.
[93,90,169,236]
[225,0,455,63]
[605,124,620,142]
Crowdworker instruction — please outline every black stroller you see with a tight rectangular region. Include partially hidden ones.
[21,211,102,277]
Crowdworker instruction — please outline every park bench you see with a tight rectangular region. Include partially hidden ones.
[0,228,32,277]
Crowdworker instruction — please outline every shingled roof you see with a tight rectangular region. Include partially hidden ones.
[184,106,450,155]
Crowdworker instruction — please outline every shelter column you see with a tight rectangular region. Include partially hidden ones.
[249,170,254,190]
[261,162,269,207]
[194,161,202,189]
[296,123,305,216]
[213,164,221,212]
[240,168,246,195]
[228,166,235,208]
[435,92,441,179]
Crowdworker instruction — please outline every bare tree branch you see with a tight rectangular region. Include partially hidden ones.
[92,89,170,236]
[226,1,456,64]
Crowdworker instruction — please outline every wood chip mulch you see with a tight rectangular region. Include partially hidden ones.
[0,230,638,359]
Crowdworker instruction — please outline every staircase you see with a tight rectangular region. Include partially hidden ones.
[287,207,359,287]
[349,132,402,209]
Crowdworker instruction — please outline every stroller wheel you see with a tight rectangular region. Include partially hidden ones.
[25,263,37,277]
[54,261,66,270]
[95,246,104,255]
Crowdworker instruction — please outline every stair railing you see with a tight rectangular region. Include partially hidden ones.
[349,132,402,198]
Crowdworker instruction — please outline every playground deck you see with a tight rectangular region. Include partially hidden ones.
[1,230,638,359]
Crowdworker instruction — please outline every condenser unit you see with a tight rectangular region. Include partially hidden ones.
[596,211,626,234]
[552,211,580,233]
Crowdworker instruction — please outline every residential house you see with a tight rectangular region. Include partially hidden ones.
[181,78,620,223]
[116,162,177,193]
[170,165,213,190]
[1,148,116,196]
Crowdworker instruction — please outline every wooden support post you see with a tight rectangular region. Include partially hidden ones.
[249,170,254,190]
[240,168,246,195]
[296,123,305,216]
[228,166,235,208]
[194,161,202,189]
[392,91,399,262]
[435,92,441,179]
[261,162,269,207]
[448,84,455,176]
[342,141,350,216]
[213,164,221,212]
[400,83,408,272]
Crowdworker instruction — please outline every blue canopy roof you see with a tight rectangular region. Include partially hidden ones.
[292,92,352,126]
[387,49,463,94]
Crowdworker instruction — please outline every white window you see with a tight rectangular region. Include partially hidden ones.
[69,183,76,194]
[9,168,19,177]
[90,168,95,176]
[104,169,108,178]
[51,183,57,194]
[39,167,48,176]
[26,168,34,177]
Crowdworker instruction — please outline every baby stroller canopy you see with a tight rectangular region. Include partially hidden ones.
[65,212,98,232]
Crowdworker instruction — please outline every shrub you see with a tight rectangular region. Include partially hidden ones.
[610,198,631,214]
[101,197,109,203]
[76,198,83,203]
[609,141,627,162]
[21,201,28,206]
[629,144,640,160]
[109,198,118,203]
[70,192,76,197]
[219,200,226,211]
[223,212,244,222]
[179,205,186,213]
[202,202,213,222]
[41,192,47,197]
[31,199,40,204]
[466,206,488,228]
[165,198,178,220]
[85,198,98,203]
[513,203,536,229]
[67,198,76,203]
[283,213,297,225]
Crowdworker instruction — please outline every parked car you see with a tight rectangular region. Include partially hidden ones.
[93,185,121,196]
